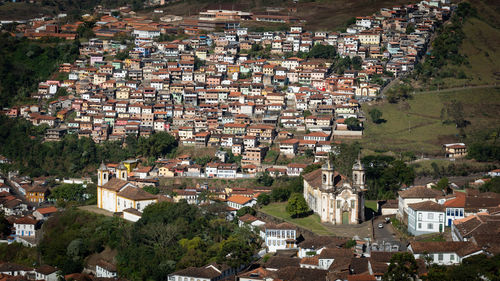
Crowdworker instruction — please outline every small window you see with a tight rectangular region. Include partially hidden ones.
[438,253,443,261]
[447,209,450,216]
[351,200,355,208]
[418,213,423,221]
[428,223,433,229]
[460,209,463,216]
[450,254,455,261]
[418,223,422,229]
[428,213,434,220]
[439,214,443,222]
[337,200,341,208]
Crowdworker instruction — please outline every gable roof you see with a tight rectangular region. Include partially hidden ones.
[409,241,482,257]
[408,201,444,212]
[101,178,130,192]
[398,186,442,199]
[117,186,158,201]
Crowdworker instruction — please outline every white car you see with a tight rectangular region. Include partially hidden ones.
[378,223,384,229]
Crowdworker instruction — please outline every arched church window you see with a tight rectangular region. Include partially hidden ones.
[323,174,327,183]
[103,173,107,180]
[354,174,358,182]
[122,172,126,178]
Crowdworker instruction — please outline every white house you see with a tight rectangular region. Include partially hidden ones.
[96,260,117,278]
[397,185,442,223]
[407,201,445,236]
[0,263,33,277]
[35,265,58,281]
[226,195,256,210]
[263,222,297,253]
[409,241,483,265]
[14,217,37,238]
[443,194,465,227]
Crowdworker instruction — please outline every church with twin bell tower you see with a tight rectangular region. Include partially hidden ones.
[303,157,366,225]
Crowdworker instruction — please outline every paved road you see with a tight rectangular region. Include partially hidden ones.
[373,216,396,242]
[372,216,407,251]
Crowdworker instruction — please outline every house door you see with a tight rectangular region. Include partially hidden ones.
[439,224,443,233]
[448,219,452,226]
[342,211,349,224]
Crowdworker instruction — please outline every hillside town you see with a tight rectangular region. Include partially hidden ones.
[1,0,500,280]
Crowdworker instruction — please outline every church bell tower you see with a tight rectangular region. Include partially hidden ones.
[97,161,109,187]
[322,160,335,190]
[352,155,365,190]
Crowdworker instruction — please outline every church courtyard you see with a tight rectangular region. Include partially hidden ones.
[260,202,373,239]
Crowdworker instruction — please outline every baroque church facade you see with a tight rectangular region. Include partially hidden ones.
[97,162,158,214]
[303,158,366,225]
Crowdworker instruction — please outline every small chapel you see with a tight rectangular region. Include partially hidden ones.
[97,162,158,215]
[303,158,366,225]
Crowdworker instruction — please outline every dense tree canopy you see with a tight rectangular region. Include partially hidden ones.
[363,155,415,200]
[0,116,177,177]
[0,34,79,107]
[286,193,309,218]
[118,201,261,280]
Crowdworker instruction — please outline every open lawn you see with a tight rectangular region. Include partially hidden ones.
[260,202,334,236]
[361,87,500,155]
[365,200,378,214]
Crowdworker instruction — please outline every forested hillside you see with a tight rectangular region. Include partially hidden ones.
[0,34,79,107]
[0,116,177,177]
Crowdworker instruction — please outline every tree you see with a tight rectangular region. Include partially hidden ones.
[50,184,86,203]
[480,177,500,193]
[369,108,383,124]
[383,252,418,281]
[143,185,160,195]
[303,110,312,118]
[302,163,321,175]
[307,44,336,60]
[257,193,271,206]
[271,187,291,202]
[434,177,449,191]
[257,172,274,187]
[236,206,256,217]
[345,117,362,131]
[286,193,309,218]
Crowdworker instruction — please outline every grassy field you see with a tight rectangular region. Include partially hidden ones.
[433,17,500,88]
[361,87,500,155]
[365,200,378,214]
[260,202,334,236]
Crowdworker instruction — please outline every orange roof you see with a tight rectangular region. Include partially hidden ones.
[35,206,58,215]
[227,195,253,205]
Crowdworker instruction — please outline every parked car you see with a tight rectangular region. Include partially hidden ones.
[378,223,384,229]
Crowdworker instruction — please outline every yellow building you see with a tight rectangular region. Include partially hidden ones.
[97,162,158,213]
[26,185,49,204]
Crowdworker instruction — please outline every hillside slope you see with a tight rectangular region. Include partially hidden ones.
[362,0,500,155]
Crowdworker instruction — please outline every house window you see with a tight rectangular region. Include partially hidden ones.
[351,200,355,208]
[438,253,443,261]
[460,209,463,216]
[450,254,455,261]
[439,214,443,222]
[418,223,422,229]
[418,213,422,221]
[137,203,141,210]
[427,223,433,230]
[337,200,341,208]
[447,209,450,216]
[428,213,434,220]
